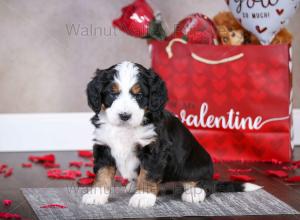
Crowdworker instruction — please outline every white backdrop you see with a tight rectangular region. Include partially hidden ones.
[0,110,299,152]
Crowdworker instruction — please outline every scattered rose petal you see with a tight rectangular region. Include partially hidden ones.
[84,162,93,167]
[47,169,81,180]
[230,175,255,182]
[114,175,128,186]
[3,200,12,206]
[22,163,32,168]
[69,161,83,168]
[285,176,300,183]
[43,162,60,169]
[29,154,55,163]
[265,170,288,178]
[0,212,21,219]
[282,165,298,171]
[262,159,283,165]
[213,173,220,180]
[114,175,122,182]
[77,177,94,186]
[78,150,93,158]
[86,170,96,178]
[121,178,129,186]
[40,204,67,208]
[0,164,8,174]
[292,160,300,166]
[228,168,253,173]
[4,168,13,177]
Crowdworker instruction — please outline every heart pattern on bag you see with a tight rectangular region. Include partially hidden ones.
[151,41,291,161]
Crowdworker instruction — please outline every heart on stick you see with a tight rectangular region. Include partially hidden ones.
[227,0,300,45]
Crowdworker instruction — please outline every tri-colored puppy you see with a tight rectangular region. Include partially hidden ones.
[82,61,261,208]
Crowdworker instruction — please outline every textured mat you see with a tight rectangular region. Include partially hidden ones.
[22,187,299,219]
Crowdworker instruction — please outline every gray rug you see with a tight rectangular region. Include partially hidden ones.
[22,187,299,220]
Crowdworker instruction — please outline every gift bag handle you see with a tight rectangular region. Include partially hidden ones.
[166,38,244,65]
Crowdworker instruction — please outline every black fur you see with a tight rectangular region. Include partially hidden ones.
[93,144,116,174]
[86,66,116,114]
[87,62,247,197]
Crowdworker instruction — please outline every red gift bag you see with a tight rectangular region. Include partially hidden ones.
[151,39,293,162]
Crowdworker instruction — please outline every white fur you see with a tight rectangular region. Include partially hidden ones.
[94,111,156,181]
[243,183,263,192]
[82,187,110,205]
[129,191,157,208]
[181,187,206,203]
[105,61,144,127]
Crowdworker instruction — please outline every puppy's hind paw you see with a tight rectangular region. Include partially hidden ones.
[181,187,206,203]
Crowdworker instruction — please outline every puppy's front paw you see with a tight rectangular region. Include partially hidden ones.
[129,191,156,208]
[82,187,110,205]
[181,187,206,203]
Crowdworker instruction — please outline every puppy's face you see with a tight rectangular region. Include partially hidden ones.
[87,61,167,127]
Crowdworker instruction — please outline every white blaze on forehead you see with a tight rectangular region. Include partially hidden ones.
[114,61,139,92]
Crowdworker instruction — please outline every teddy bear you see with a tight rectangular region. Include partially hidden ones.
[213,11,292,45]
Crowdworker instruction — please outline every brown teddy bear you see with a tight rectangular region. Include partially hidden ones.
[213,12,292,45]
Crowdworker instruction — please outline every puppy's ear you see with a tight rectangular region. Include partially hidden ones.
[147,68,168,118]
[86,69,106,114]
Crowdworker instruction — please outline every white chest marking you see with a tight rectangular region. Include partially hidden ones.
[94,119,156,180]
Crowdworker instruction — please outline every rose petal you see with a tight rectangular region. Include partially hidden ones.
[0,212,21,219]
[47,169,81,180]
[3,200,12,206]
[261,159,283,165]
[228,168,252,173]
[265,170,288,178]
[40,204,66,208]
[29,154,55,163]
[69,161,83,168]
[43,162,60,169]
[230,175,255,182]
[4,168,13,177]
[213,173,220,180]
[86,170,96,178]
[292,160,300,166]
[0,164,8,174]
[282,165,298,171]
[22,163,32,168]
[84,162,93,167]
[285,176,300,183]
[114,175,122,182]
[114,175,128,186]
[121,178,129,186]
[77,177,94,186]
[78,150,93,158]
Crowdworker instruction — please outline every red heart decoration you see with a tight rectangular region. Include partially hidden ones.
[172,58,188,72]
[212,93,227,105]
[212,79,227,92]
[276,9,284,15]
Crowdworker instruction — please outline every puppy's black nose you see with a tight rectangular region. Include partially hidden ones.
[119,113,131,121]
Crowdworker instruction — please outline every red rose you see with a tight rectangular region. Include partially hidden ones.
[113,0,165,40]
[168,13,218,45]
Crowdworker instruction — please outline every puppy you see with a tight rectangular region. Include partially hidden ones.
[82,61,262,208]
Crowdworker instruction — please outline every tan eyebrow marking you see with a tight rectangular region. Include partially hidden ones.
[111,83,120,93]
[130,83,141,94]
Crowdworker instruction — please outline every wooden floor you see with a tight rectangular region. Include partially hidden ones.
[1,148,300,220]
